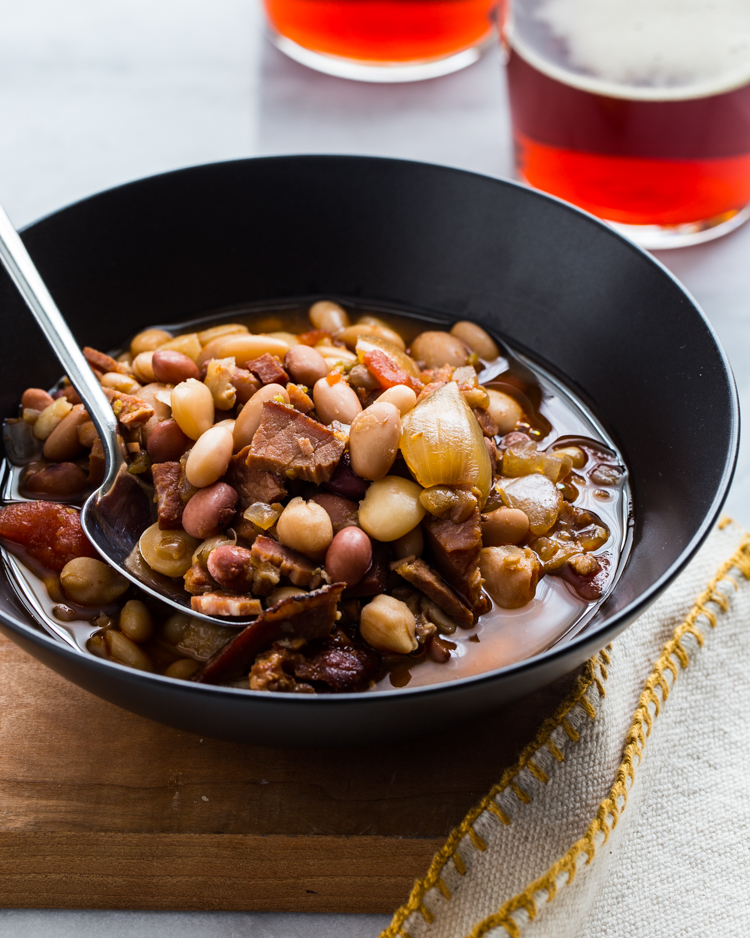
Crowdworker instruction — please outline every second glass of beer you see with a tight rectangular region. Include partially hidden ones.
[505,1,750,247]
[264,0,500,82]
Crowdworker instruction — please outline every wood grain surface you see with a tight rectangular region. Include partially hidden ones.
[0,633,577,912]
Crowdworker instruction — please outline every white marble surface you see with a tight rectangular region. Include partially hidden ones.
[0,1,748,933]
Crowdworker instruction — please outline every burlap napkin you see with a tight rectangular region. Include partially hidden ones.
[381,518,750,938]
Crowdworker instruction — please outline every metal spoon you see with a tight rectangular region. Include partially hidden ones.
[0,203,253,626]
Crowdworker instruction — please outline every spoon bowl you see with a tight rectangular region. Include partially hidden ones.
[0,202,255,628]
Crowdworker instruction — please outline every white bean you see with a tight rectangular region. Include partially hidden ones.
[450,321,499,360]
[313,377,362,425]
[171,378,215,440]
[186,425,234,488]
[309,300,349,334]
[233,383,289,451]
[349,402,401,481]
[358,476,425,542]
[377,385,417,416]
[486,389,523,434]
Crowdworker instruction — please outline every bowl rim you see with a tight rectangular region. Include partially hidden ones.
[1,153,740,704]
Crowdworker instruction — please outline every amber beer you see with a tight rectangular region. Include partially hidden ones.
[264,0,499,79]
[505,5,750,246]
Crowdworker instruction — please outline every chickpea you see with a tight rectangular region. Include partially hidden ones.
[377,384,417,416]
[105,630,154,672]
[486,389,523,434]
[482,507,530,546]
[60,557,129,606]
[158,332,202,362]
[325,527,372,587]
[358,476,426,542]
[215,334,290,366]
[119,599,155,644]
[276,497,333,562]
[393,526,424,560]
[130,328,172,357]
[450,321,499,360]
[197,323,248,347]
[164,658,201,679]
[309,300,350,335]
[185,424,234,488]
[139,522,201,577]
[349,402,401,481]
[152,349,201,384]
[171,378,215,440]
[360,595,417,654]
[131,351,156,384]
[233,383,290,451]
[285,345,328,386]
[313,377,363,426]
[480,546,541,609]
[410,331,469,369]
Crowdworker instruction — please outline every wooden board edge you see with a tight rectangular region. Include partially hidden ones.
[0,831,441,913]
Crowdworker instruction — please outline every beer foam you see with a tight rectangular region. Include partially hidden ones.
[532,0,750,91]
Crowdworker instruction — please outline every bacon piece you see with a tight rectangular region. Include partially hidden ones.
[184,562,219,595]
[246,401,345,484]
[151,461,184,530]
[246,353,289,387]
[193,583,345,684]
[472,407,499,438]
[83,346,130,376]
[101,387,154,429]
[190,592,262,618]
[423,507,489,618]
[344,541,389,599]
[249,647,315,693]
[292,628,380,692]
[226,446,286,511]
[206,545,254,593]
[0,501,97,572]
[363,349,422,394]
[394,558,474,627]
[249,535,325,595]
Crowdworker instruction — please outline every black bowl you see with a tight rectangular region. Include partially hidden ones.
[0,156,738,746]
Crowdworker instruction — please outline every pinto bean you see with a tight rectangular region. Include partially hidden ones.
[206,544,253,592]
[348,401,401,481]
[325,527,372,587]
[450,321,499,360]
[181,482,238,539]
[131,351,157,384]
[24,462,89,498]
[313,377,362,426]
[284,345,328,386]
[43,404,88,462]
[486,389,523,434]
[21,388,54,411]
[185,425,233,488]
[152,349,201,384]
[60,557,129,606]
[410,331,469,369]
[232,383,289,451]
[146,419,192,463]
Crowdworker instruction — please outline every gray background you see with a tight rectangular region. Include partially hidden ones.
[1,1,747,934]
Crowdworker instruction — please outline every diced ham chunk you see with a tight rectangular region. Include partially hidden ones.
[246,401,345,484]
[423,507,488,618]
[101,387,154,429]
[193,583,345,684]
[249,535,325,596]
[190,592,262,618]
[83,346,129,376]
[246,353,289,387]
[226,446,286,510]
[151,461,184,530]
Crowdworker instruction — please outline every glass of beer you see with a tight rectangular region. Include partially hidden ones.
[263,0,500,82]
[504,1,750,247]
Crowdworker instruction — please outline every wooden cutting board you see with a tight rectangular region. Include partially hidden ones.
[0,633,576,913]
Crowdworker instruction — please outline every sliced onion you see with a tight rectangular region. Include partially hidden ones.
[400,382,491,506]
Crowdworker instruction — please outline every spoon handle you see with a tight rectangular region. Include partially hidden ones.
[0,202,121,480]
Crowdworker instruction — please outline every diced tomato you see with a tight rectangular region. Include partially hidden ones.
[0,501,98,572]
[325,371,342,386]
[297,329,331,347]
[363,349,423,393]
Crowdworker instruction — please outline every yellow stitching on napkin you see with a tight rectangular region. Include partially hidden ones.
[510,782,531,804]
[486,801,511,825]
[461,535,750,938]
[527,762,549,784]
[380,652,608,938]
